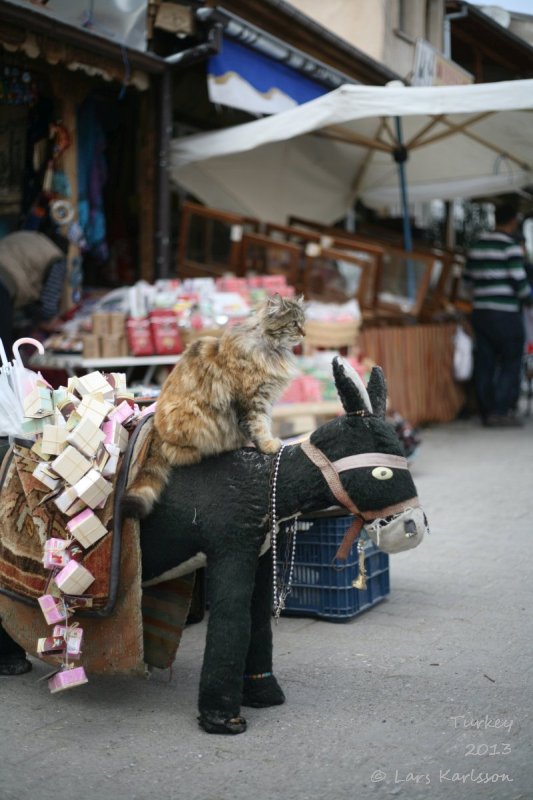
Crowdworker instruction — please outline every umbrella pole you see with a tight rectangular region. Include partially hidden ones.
[394,117,416,303]
[394,117,413,253]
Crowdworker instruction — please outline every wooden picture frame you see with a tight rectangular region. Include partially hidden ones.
[240,232,303,289]
[302,246,379,311]
[374,246,434,319]
[177,201,257,279]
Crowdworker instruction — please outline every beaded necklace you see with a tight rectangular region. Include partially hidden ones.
[269,445,298,620]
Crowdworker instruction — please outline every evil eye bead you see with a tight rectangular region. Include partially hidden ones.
[372,466,393,480]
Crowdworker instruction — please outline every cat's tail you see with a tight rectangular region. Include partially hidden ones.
[121,430,170,519]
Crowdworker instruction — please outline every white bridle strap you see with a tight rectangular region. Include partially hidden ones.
[332,453,409,472]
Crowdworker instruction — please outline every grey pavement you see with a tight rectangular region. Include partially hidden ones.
[1,414,532,800]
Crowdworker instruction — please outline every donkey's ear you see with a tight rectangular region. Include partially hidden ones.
[332,357,373,415]
[366,366,387,419]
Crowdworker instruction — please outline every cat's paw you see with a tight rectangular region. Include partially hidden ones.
[258,438,283,455]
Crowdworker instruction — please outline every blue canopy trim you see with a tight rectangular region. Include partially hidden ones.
[207,38,328,115]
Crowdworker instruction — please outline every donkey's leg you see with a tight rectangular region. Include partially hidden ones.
[242,551,285,708]
[0,620,32,676]
[198,552,259,735]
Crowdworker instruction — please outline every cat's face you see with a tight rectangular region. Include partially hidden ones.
[262,293,306,347]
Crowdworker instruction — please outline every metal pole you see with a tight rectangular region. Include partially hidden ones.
[393,115,416,303]
[394,116,413,253]
[155,68,172,279]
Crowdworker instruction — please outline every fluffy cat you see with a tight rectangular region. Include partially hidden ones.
[123,293,305,518]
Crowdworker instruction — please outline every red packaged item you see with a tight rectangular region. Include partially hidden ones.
[126,317,155,357]
[149,310,183,356]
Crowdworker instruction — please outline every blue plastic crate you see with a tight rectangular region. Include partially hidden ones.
[277,515,390,622]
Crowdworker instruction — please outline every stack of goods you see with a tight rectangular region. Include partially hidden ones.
[20,370,150,692]
[124,275,295,357]
[82,311,128,359]
[279,353,372,405]
[216,274,295,303]
[67,276,294,359]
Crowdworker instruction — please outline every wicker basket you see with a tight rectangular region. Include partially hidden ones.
[181,327,224,347]
[304,319,360,352]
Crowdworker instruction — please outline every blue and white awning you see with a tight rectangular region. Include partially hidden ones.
[207,37,329,115]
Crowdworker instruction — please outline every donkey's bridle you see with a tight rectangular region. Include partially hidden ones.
[300,439,419,560]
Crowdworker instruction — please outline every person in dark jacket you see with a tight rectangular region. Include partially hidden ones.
[0,230,67,354]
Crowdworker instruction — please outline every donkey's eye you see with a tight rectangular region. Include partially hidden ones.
[372,467,393,480]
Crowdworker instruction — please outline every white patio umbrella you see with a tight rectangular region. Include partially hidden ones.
[169,79,533,227]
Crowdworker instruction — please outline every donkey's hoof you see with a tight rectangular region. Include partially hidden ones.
[198,712,247,735]
[242,674,286,708]
[0,654,32,676]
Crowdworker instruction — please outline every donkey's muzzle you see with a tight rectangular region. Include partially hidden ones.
[364,506,428,554]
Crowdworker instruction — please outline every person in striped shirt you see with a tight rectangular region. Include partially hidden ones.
[463,204,532,427]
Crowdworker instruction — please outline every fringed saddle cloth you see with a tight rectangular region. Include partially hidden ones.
[0,416,196,674]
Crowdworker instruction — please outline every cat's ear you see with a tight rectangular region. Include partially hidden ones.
[266,293,283,314]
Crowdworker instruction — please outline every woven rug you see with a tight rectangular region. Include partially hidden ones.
[0,416,195,674]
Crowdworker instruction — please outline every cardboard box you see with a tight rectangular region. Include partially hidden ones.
[43,538,71,570]
[91,312,110,336]
[102,447,120,478]
[52,387,69,406]
[23,386,54,419]
[76,395,113,427]
[31,438,52,461]
[72,468,113,509]
[66,508,107,549]
[106,373,128,394]
[65,498,87,518]
[82,334,101,359]
[101,420,128,453]
[33,462,61,491]
[100,335,128,359]
[53,625,83,658]
[76,371,115,400]
[56,398,79,422]
[37,635,66,655]
[109,312,126,336]
[54,560,95,595]
[20,417,47,436]
[108,399,135,426]
[54,485,80,515]
[51,445,92,486]
[66,416,106,458]
[41,424,68,456]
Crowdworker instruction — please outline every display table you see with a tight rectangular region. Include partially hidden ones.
[272,401,342,437]
[30,353,181,384]
[31,322,465,428]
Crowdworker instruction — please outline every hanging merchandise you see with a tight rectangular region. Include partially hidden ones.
[0,66,37,107]
[50,199,75,226]
[69,255,84,306]
[76,98,109,263]
[51,171,72,197]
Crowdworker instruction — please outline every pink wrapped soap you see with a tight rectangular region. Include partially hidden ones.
[38,594,67,625]
[48,666,88,693]
[54,560,95,595]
